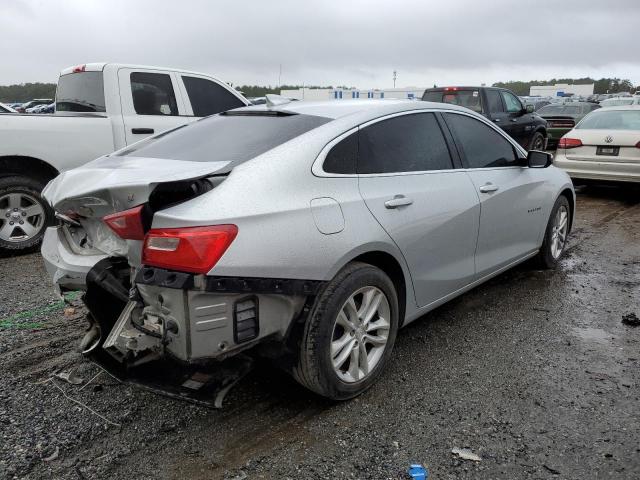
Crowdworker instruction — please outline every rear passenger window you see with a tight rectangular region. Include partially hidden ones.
[444,113,518,168]
[358,113,453,174]
[485,90,504,113]
[323,132,357,174]
[182,76,245,116]
[131,72,178,116]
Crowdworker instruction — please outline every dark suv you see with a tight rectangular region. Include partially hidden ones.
[422,86,548,150]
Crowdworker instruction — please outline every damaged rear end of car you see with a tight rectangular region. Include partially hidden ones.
[41,109,333,405]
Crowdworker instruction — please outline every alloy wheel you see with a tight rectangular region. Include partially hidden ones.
[551,205,568,259]
[330,286,391,383]
[0,193,46,242]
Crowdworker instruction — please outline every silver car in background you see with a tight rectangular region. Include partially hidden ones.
[42,99,575,400]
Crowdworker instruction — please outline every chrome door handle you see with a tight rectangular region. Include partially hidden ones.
[494,118,501,122]
[384,195,413,209]
[479,184,499,193]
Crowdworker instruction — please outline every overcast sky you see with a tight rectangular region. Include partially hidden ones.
[2,0,639,88]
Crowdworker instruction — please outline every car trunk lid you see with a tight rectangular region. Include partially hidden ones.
[562,129,640,164]
[43,155,231,259]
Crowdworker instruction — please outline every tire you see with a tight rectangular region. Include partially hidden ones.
[529,131,546,151]
[0,175,54,255]
[535,195,571,269]
[293,262,399,400]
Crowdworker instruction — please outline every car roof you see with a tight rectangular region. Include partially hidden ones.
[233,99,473,120]
[595,105,640,111]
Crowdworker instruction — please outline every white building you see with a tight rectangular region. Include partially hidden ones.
[529,83,594,97]
[280,87,426,101]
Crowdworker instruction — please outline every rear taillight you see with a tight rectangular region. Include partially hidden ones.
[142,225,238,274]
[636,141,640,149]
[549,120,575,128]
[103,205,146,240]
[558,137,583,149]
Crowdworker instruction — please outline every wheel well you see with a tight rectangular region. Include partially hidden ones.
[559,188,575,232]
[352,251,407,326]
[0,156,59,185]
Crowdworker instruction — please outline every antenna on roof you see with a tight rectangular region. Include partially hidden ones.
[265,94,291,108]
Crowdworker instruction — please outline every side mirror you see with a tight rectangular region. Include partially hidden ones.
[525,104,535,113]
[527,150,552,168]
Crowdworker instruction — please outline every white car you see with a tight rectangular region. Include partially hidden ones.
[599,97,640,107]
[0,63,249,254]
[554,106,640,183]
[0,102,17,113]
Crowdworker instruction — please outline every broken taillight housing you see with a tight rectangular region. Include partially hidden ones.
[142,225,238,274]
[558,137,583,149]
[103,205,146,240]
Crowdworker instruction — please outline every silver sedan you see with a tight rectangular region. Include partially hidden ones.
[42,98,575,400]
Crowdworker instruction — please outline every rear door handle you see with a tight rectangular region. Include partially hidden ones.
[384,195,413,209]
[479,183,499,193]
[132,128,154,134]
[494,118,501,122]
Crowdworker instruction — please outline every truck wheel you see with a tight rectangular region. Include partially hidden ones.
[529,131,545,151]
[0,176,54,255]
[293,262,399,400]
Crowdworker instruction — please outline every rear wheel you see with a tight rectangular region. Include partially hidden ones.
[529,131,545,151]
[535,195,570,269]
[0,176,54,255]
[293,262,399,400]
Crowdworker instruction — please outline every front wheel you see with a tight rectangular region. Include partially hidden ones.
[535,195,571,268]
[293,262,399,400]
[0,175,54,255]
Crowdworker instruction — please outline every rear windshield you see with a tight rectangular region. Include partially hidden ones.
[116,112,331,165]
[538,105,582,115]
[577,110,640,130]
[422,90,482,113]
[56,72,106,112]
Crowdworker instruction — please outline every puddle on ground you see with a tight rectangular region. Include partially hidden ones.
[572,327,612,345]
[559,255,583,272]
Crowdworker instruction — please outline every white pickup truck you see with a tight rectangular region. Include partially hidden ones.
[0,63,249,254]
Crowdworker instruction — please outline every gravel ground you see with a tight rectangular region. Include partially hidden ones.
[1,184,639,480]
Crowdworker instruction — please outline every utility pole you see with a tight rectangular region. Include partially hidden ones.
[278,64,282,89]
[393,70,397,88]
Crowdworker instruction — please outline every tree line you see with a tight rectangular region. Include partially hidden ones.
[1,78,636,103]
[0,82,56,102]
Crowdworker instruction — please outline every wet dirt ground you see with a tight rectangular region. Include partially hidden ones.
[1,184,639,479]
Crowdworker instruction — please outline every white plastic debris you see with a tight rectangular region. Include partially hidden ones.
[55,370,84,385]
[452,447,482,462]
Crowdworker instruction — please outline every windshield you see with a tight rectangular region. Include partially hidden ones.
[422,90,482,113]
[56,72,106,112]
[577,110,640,130]
[116,112,331,166]
[538,104,582,115]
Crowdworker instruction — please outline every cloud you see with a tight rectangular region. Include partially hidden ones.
[1,0,639,87]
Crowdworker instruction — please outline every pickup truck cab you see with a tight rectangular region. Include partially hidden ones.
[0,63,249,254]
[422,86,548,151]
